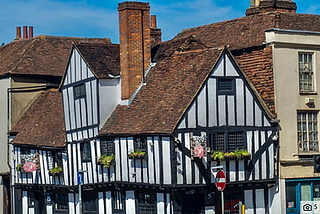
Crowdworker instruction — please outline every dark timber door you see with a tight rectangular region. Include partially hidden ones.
[182,193,204,214]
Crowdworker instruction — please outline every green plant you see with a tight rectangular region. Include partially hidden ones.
[211,151,224,161]
[50,166,62,176]
[128,150,146,159]
[16,164,22,172]
[97,154,115,168]
[233,149,251,159]
[211,150,251,161]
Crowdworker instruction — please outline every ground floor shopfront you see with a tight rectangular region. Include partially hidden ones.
[12,183,280,214]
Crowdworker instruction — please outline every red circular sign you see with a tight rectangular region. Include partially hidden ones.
[215,170,226,191]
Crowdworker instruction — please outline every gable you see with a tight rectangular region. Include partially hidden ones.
[177,49,272,130]
[62,47,95,87]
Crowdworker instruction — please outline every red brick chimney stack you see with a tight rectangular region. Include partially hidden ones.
[246,0,297,16]
[150,15,162,46]
[16,27,21,39]
[118,1,151,100]
[23,26,28,39]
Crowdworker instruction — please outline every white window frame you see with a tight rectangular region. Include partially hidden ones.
[299,52,314,93]
[298,111,319,152]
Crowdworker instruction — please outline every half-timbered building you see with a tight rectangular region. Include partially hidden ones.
[10,0,320,213]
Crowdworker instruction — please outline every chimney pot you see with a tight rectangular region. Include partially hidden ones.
[23,26,28,39]
[29,26,33,38]
[16,27,21,39]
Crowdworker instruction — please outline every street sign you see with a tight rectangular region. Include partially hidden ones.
[215,170,226,191]
[77,172,84,184]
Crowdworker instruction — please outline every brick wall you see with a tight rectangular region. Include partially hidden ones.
[118,2,151,100]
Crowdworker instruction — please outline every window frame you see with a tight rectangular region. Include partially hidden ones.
[133,137,147,153]
[209,131,245,152]
[299,52,314,93]
[74,84,86,99]
[297,111,319,153]
[100,139,115,156]
[81,141,92,162]
[217,78,235,95]
[54,193,68,212]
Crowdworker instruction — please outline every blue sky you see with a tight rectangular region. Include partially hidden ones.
[1,0,320,45]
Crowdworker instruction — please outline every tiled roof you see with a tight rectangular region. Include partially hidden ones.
[174,12,320,50]
[232,46,275,117]
[100,44,223,135]
[10,89,65,148]
[74,43,120,79]
[0,36,111,77]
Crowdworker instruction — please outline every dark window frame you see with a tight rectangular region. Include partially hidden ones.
[100,139,115,156]
[133,137,147,153]
[81,141,92,162]
[217,78,235,95]
[74,84,86,99]
[54,193,68,211]
[209,132,245,152]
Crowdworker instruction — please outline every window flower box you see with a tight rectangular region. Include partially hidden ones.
[97,154,115,168]
[128,150,146,159]
[211,150,251,161]
[49,166,62,176]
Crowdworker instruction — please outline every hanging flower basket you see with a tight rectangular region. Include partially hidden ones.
[97,154,115,168]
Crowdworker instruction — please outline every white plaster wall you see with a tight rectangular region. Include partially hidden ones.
[98,79,121,129]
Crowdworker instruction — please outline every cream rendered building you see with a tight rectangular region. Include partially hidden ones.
[266,29,320,213]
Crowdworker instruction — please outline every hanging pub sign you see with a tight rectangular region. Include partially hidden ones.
[190,132,207,159]
[20,151,38,172]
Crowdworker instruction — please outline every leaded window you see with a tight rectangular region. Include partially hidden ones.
[74,84,86,99]
[298,111,318,152]
[134,137,147,152]
[210,132,244,152]
[299,53,314,92]
[100,139,114,156]
[81,141,92,161]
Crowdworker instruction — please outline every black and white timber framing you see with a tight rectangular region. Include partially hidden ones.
[11,48,280,214]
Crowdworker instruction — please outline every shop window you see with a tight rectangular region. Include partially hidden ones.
[81,141,92,162]
[286,180,320,213]
[299,53,314,93]
[298,111,318,152]
[209,132,244,152]
[137,192,156,213]
[113,191,125,211]
[54,193,68,212]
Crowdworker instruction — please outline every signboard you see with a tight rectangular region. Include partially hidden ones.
[190,132,206,159]
[77,172,84,184]
[301,201,320,214]
[215,170,226,191]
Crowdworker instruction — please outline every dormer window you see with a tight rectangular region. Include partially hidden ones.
[74,84,86,99]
